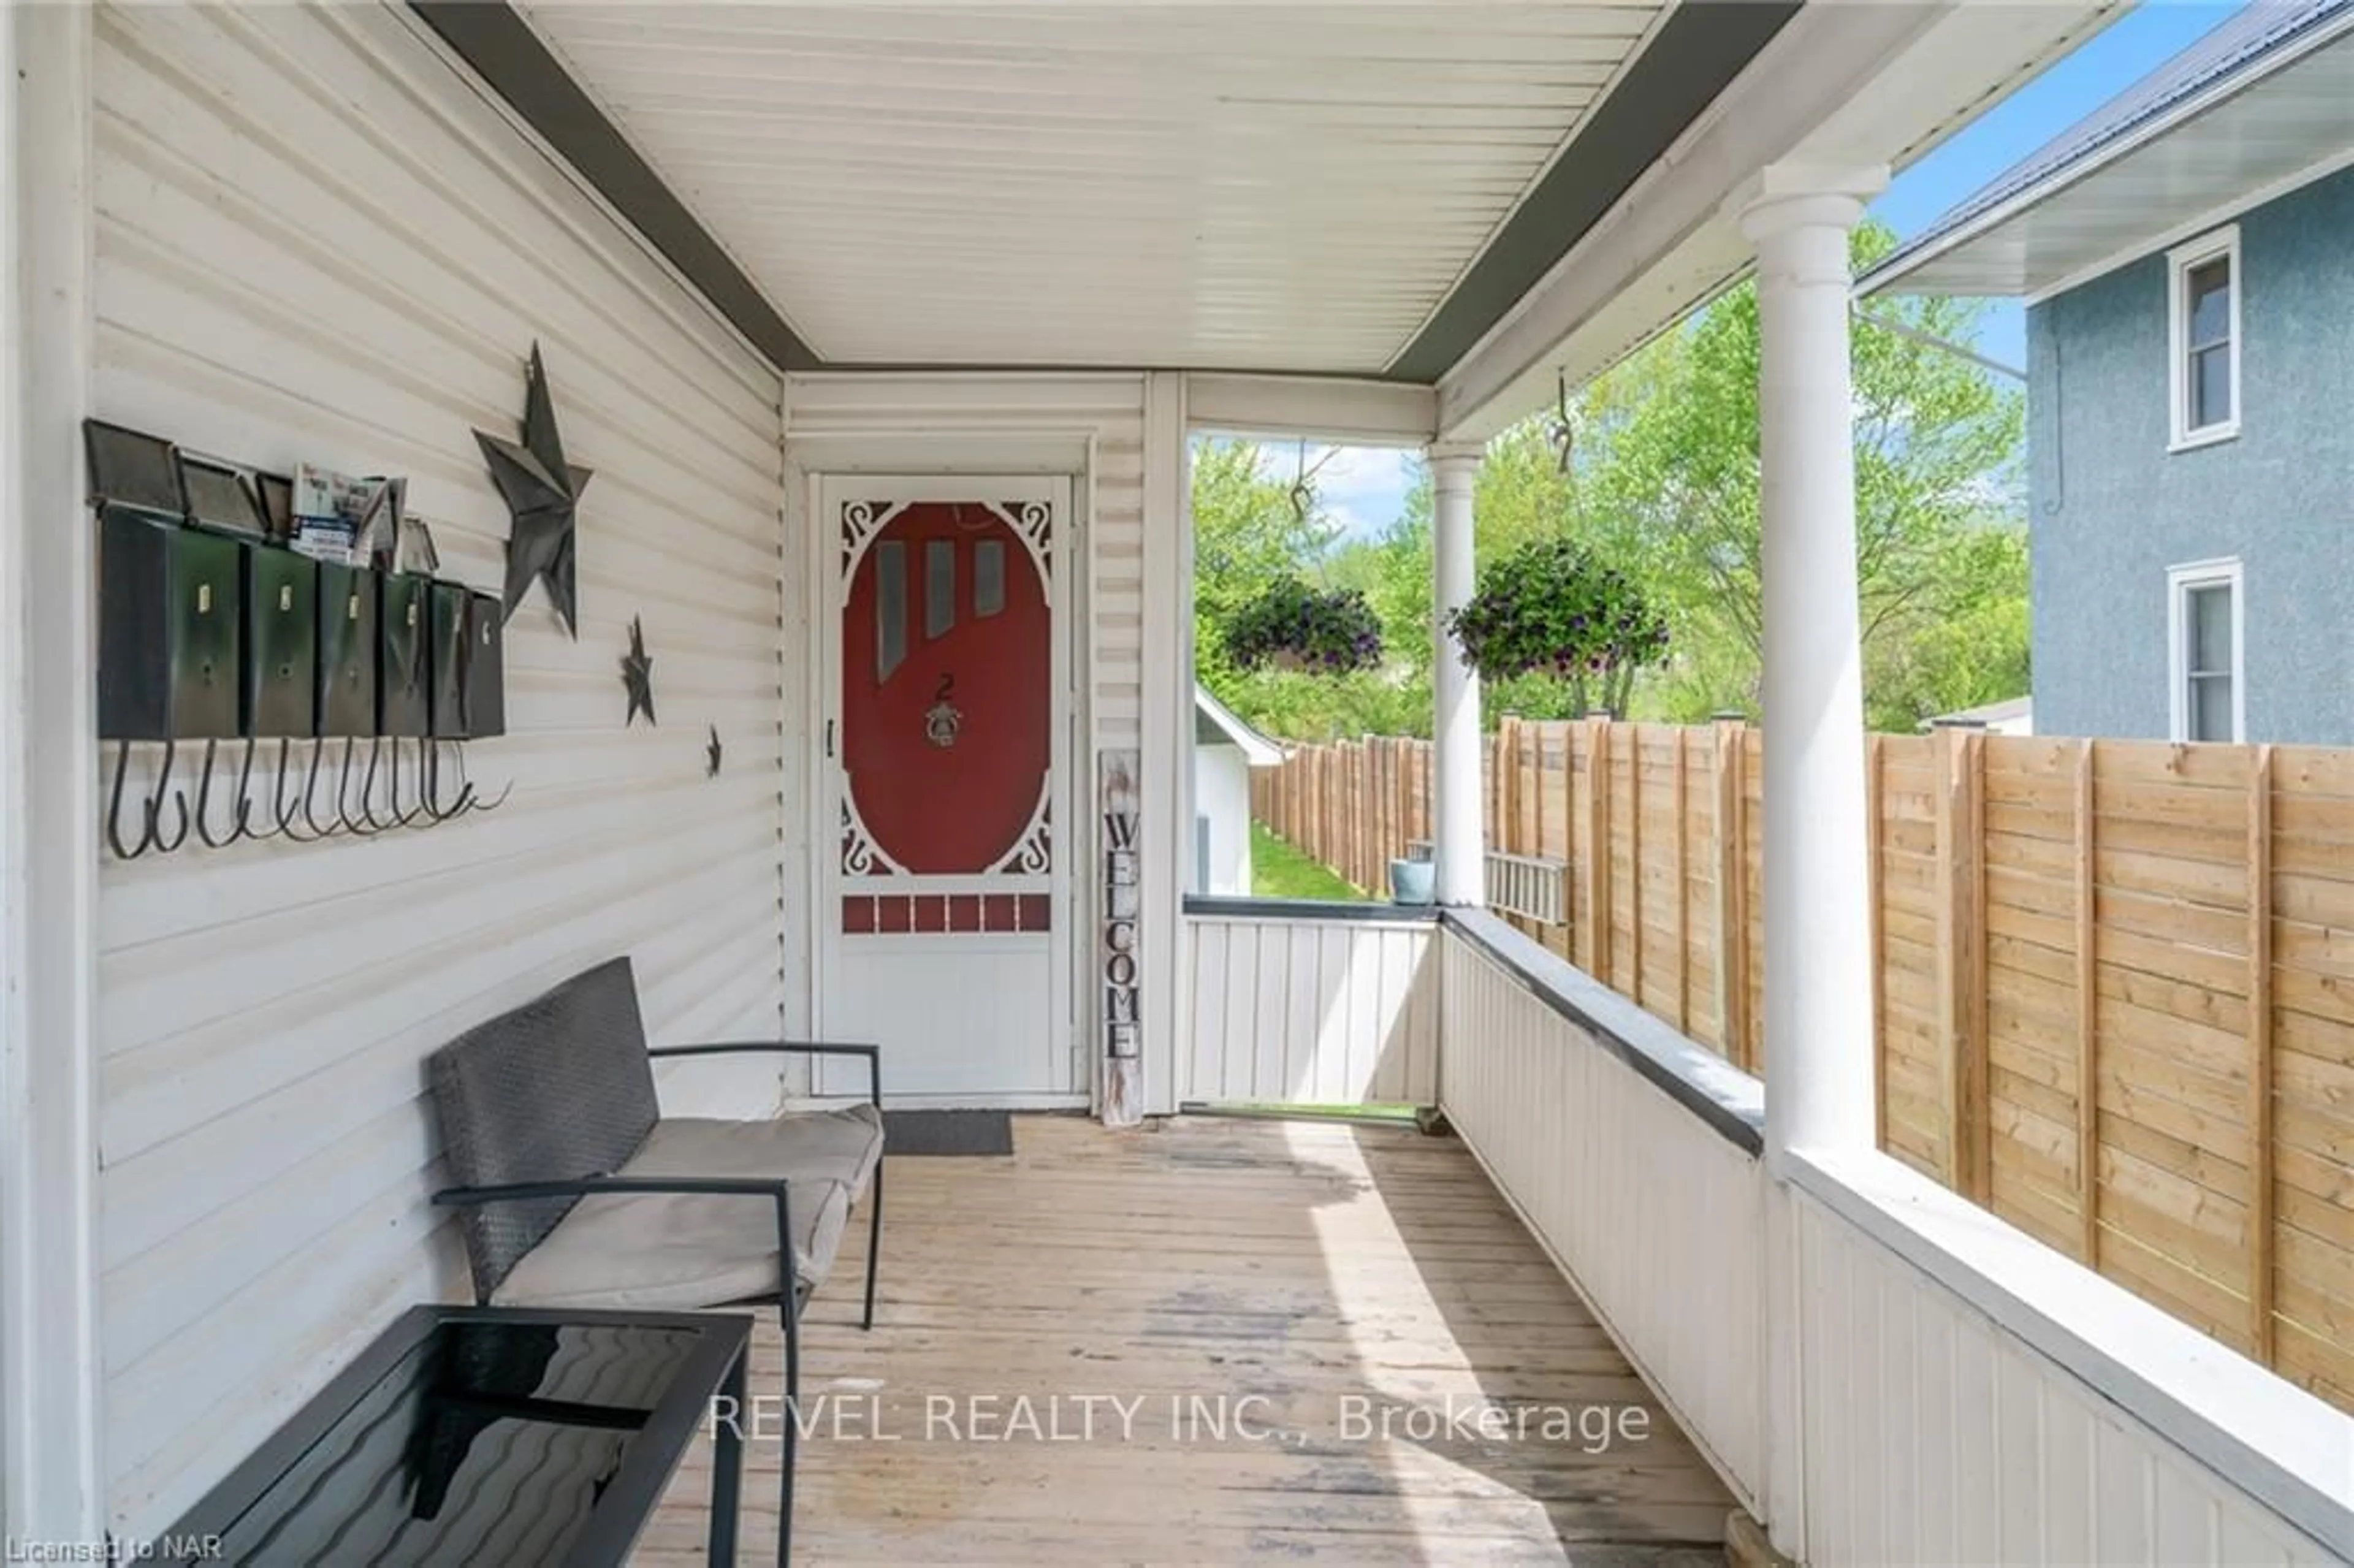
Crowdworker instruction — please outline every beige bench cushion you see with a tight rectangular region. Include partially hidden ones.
[489,1106,884,1310]
[630,1104,884,1200]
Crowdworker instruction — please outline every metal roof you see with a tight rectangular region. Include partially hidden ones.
[1859,0,2354,298]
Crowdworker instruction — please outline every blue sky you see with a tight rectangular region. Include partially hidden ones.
[1873,1,2249,367]
[1312,2,2248,541]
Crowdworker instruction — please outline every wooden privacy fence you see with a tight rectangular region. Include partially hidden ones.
[1252,717,2354,1412]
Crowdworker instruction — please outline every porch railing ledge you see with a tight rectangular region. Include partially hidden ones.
[1440,907,1764,1155]
[1791,1144,2354,1561]
[1181,894,1439,925]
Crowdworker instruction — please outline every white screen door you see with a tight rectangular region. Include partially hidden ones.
[817,474,1073,1102]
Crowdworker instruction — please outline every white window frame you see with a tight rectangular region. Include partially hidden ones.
[2168,557,2245,744]
[2167,226,2241,451]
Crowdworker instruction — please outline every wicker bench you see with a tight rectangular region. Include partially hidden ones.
[426,955,882,1562]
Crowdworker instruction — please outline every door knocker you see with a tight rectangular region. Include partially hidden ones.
[924,674,962,748]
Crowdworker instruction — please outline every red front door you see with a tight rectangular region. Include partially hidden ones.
[839,501,1051,913]
[822,484,1068,1102]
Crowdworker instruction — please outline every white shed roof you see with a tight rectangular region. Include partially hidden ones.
[1194,684,1286,768]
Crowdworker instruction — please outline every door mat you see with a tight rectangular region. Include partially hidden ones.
[880,1109,1016,1157]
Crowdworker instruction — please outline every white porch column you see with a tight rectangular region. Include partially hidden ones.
[2,0,103,1542]
[1739,167,1884,1167]
[1428,444,1484,907]
[1737,163,1884,1562]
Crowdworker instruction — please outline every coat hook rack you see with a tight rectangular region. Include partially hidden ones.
[90,419,515,861]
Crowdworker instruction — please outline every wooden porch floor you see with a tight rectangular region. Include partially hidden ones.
[634,1115,1732,1565]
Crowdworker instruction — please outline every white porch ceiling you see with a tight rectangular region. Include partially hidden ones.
[516,2,1672,373]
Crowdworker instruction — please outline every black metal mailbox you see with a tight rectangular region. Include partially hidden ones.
[97,511,243,741]
[427,581,471,738]
[465,591,506,739]
[243,546,317,737]
[378,573,430,738]
[316,561,378,737]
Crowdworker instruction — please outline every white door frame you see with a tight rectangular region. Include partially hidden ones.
[811,472,1081,1106]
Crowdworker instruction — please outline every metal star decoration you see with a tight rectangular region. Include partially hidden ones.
[620,615,656,728]
[705,723,723,778]
[473,342,592,638]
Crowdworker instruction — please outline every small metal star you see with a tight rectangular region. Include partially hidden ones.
[473,343,592,639]
[620,615,655,727]
[706,724,723,778]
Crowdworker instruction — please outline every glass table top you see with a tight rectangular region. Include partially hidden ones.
[202,1318,707,1567]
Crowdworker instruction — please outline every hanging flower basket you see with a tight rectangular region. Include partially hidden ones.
[1221,577,1382,676]
[1444,537,1669,714]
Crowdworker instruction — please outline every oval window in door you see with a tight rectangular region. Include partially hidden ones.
[841,502,1049,875]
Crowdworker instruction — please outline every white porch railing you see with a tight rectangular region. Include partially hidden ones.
[1439,915,1767,1510]
[1178,899,1438,1106]
[1436,909,2350,1564]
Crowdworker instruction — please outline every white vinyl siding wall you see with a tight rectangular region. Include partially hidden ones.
[91,1,786,1534]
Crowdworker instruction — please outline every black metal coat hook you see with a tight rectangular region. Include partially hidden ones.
[105,739,158,860]
[333,737,381,837]
[455,740,512,816]
[267,739,313,843]
[388,736,434,827]
[238,739,281,843]
[292,739,341,842]
[148,738,191,854]
[191,738,247,850]
[104,731,507,855]
[419,739,467,822]
[357,737,397,835]
[240,738,300,843]
[357,736,404,832]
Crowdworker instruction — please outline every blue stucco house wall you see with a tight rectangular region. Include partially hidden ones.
[2027,162,2354,744]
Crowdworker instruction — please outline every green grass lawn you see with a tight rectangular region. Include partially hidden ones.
[1249,821,1374,902]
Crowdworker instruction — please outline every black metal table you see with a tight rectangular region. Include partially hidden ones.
[156,1304,752,1567]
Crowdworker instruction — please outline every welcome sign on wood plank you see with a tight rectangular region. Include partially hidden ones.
[1100,749,1143,1125]
[1100,748,1141,1058]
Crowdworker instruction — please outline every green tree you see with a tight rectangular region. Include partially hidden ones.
[1189,219,2029,740]
[1586,221,2027,728]
[1190,438,1328,695]
[1863,524,2030,729]
[1190,440,1431,741]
